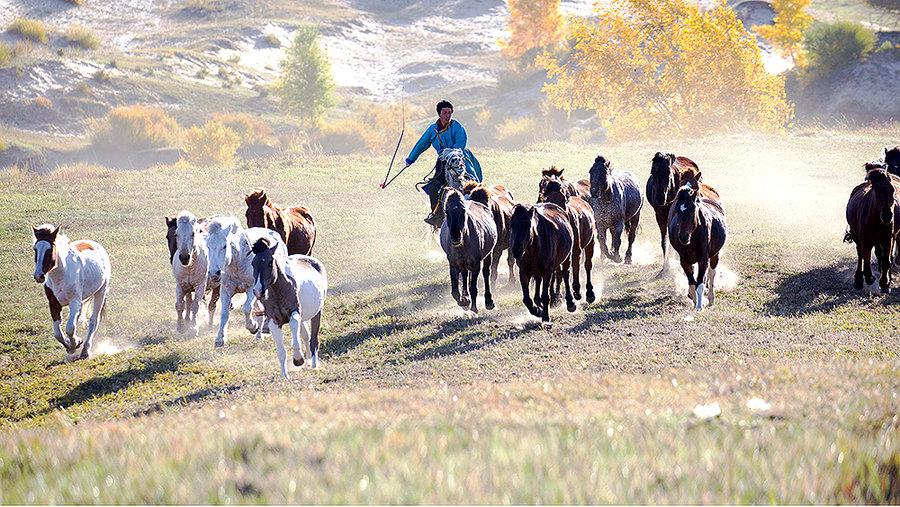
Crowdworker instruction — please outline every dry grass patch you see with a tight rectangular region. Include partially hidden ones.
[0,43,14,67]
[33,96,52,109]
[64,25,100,50]
[7,18,49,44]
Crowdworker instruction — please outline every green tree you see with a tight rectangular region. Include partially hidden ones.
[805,21,876,75]
[276,26,335,128]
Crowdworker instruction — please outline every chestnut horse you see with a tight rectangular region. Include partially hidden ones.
[510,202,575,322]
[538,166,590,202]
[539,178,597,303]
[646,153,720,273]
[244,190,316,255]
[462,181,517,285]
[668,185,727,310]
[845,164,900,292]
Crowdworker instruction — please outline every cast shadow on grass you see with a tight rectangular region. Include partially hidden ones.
[762,262,899,316]
[132,384,241,417]
[568,293,676,334]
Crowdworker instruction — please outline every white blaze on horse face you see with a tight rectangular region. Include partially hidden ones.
[33,240,52,281]
[206,230,228,278]
[175,215,196,264]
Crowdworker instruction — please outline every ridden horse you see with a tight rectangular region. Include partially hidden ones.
[31,224,111,359]
[462,181,517,286]
[426,148,477,228]
[846,164,899,292]
[646,152,720,273]
[510,202,576,322]
[440,188,498,313]
[206,216,288,347]
[668,186,727,310]
[244,190,316,255]
[540,178,597,303]
[589,155,643,264]
[251,239,328,378]
[167,211,210,336]
[884,147,900,178]
[166,214,220,327]
[539,166,590,201]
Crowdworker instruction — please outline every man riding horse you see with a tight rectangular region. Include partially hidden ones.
[403,100,483,227]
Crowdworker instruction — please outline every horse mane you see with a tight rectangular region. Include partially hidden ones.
[462,181,480,194]
[545,191,568,208]
[176,211,195,225]
[245,190,274,209]
[468,185,491,206]
[542,166,564,178]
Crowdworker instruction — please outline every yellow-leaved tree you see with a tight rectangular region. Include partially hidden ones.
[754,0,813,66]
[501,0,564,61]
[538,0,793,140]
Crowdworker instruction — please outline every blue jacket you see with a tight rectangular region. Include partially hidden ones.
[405,120,483,182]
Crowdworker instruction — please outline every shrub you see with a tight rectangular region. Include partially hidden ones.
[64,25,100,49]
[276,26,334,128]
[183,121,241,165]
[92,105,182,151]
[8,18,49,44]
[92,68,110,81]
[806,21,876,75]
[313,120,369,154]
[264,33,281,47]
[211,112,273,146]
[33,96,53,108]
[0,138,7,152]
[493,116,539,148]
[196,67,209,79]
[65,0,85,5]
[182,0,225,14]
[360,102,424,155]
[0,43,13,67]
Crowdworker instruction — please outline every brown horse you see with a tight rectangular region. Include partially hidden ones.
[510,202,575,322]
[647,152,720,273]
[668,185,727,310]
[244,190,316,255]
[846,164,900,292]
[539,178,597,303]
[885,147,900,178]
[539,166,590,202]
[462,181,517,286]
[440,188,498,313]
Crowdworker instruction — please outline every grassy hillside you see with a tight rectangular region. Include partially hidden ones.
[0,129,898,503]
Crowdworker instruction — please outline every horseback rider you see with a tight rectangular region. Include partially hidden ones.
[403,100,483,227]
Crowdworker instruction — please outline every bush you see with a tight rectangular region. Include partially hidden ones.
[276,26,334,128]
[863,0,899,8]
[92,69,110,81]
[183,121,241,165]
[0,138,7,152]
[494,116,539,148]
[264,33,281,47]
[92,105,182,151]
[0,43,13,67]
[8,18,49,44]
[210,112,273,146]
[313,120,369,154]
[182,0,225,14]
[64,25,100,49]
[33,96,53,108]
[806,21,876,75]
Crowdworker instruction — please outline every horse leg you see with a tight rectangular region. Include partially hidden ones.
[468,266,479,313]
[563,263,576,313]
[519,268,537,316]
[80,283,108,359]
[540,273,552,322]
[175,285,186,334]
[482,257,495,310]
[450,266,462,305]
[610,220,625,263]
[207,285,220,327]
[459,269,470,308]
[584,238,596,303]
[694,257,709,311]
[863,242,875,286]
[680,258,697,305]
[878,237,892,293]
[268,319,289,379]
[625,214,639,265]
[45,286,65,350]
[490,247,501,288]
[184,290,194,333]
[215,287,234,347]
[597,227,611,262]
[854,242,865,290]
[65,297,84,354]
[290,311,306,367]
[190,281,205,336]
[708,254,719,306]
[507,250,516,285]
[571,243,582,301]
[655,208,669,274]
[309,311,322,368]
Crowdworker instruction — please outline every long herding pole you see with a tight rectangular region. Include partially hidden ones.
[379,102,406,189]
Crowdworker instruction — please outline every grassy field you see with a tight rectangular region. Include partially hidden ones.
[0,129,898,503]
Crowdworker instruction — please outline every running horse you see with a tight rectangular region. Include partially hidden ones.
[884,147,900,178]
[668,185,727,310]
[244,190,316,255]
[462,181,517,286]
[539,178,597,303]
[538,166,590,202]
[646,152,720,273]
[845,163,900,292]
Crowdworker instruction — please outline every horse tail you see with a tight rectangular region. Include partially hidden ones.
[843,229,855,244]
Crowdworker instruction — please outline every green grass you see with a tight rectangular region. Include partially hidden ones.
[0,130,898,502]
[7,18,49,45]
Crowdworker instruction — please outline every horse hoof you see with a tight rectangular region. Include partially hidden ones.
[485,299,495,310]
[214,339,225,348]
[293,357,304,367]
[624,256,633,265]
[586,292,596,304]
[566,301,576,312]
[881,286,891,294]
[573,291,582,301]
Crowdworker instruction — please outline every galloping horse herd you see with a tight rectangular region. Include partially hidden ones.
[28,146,900,378]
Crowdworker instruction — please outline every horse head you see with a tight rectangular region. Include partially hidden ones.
[542,179,569,209]
[649,152,677,207]
[165,216,177,263]
[175,211,198,266]
[206,216,240,283]
[510,204,537,260]
[31,224,61,284]
[439,148,468,191]
[244,190,275,229]
[444,188,468,247]
[866,167,896,225]
[885,147,900,176]
[250,237,281,300]
[589,155,613,198]
[673,186,702,245]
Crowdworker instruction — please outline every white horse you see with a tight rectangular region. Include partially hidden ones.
[206,216,287,347]
[170,211,209,336]
[31,224,111,360]
[250,239,328,378]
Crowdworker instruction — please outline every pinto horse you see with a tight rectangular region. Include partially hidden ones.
[31,224,111,359]
[539,166,590,201]
[646,153,720,273]
[846,164,900,292]
[510,202,575,322]
[440,188,498,313]
[251,239,328,378]
[539,178,597,303]
[668,186,727,310]
[462,181,517,286]
[589,155,643,264]
[244,190,316,255]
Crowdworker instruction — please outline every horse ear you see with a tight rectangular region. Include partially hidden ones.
[667,153,675,163]
[887,148,890,156]
[31,224,38,234]
[51,225,61,237]
[696,171,702,181]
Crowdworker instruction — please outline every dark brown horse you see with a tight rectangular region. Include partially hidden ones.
[439,188,498,313]
[463,181,517,286]
[539,166,590,202]
[668,185,727,310]
[539,178,597,303]
[846,164,899,292]
[885,147,900,178]
[647,152,720,273]
[510,202,575,322]
[244,190,316,255]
